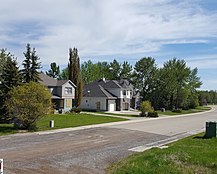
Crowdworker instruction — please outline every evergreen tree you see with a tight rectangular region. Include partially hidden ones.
[0,56,21,120]
[22,43,41,83]
[46,62,60,79]
[30,47,41,82]
[68,48,83,107]
[0,49,11,82]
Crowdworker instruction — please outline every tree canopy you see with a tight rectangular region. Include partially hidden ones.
[68,48,83,107]
[6,82,52,130]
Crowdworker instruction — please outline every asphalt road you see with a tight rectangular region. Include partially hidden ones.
[1,107,217,174]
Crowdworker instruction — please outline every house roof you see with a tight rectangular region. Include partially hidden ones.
[39,73,76,87]
[83,78,137,99]
[39,73,57,86]
[83,83,117,99]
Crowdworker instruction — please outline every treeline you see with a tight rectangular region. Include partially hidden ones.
[79,57,203,110]
[198,90,217,105]
[1,44,213,113]
[48,57,205,110]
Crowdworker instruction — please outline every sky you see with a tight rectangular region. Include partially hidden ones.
[0,0,217,90]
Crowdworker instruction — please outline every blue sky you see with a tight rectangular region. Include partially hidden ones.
[0,0,217,90]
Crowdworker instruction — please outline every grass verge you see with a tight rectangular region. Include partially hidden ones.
[0,113,128,136]
[0,124,18,136]
[97,112,140,117]
[37,113,127,131]
[158,106,211,116]
[108,133,217,174]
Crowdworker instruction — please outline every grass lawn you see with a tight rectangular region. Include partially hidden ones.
[158,106,211,116]
[36,113,127,131]
[97,112,140,117]
[108,133,217,174]
[0,113,127,136]
[0,124,18,136]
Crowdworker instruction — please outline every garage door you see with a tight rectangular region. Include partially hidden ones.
[109,103,115,111]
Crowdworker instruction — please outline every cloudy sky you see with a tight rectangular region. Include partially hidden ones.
[1,0,217,90]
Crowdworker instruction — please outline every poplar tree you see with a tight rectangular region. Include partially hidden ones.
[68,48,83,107]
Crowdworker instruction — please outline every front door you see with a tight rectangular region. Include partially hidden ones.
[96,102,100,110]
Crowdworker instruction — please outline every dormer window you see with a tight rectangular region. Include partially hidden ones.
[65,87,72,94]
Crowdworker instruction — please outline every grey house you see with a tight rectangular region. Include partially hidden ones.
[39,73,76,113]
[80,78,139,111]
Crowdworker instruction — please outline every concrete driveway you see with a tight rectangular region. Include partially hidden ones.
[0,107,217,174]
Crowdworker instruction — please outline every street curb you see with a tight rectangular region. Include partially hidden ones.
[3,107,215,137]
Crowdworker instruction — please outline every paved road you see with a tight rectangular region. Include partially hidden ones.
[1,107,217,174]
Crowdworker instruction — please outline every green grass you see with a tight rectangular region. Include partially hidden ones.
[0,124,18,136]
[158,106,211,116]
[0,113,127,135]
[36,113,127,131]
[97,112,140,117]
[108,133,217,174]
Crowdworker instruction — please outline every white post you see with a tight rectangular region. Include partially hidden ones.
[50,120,54,128]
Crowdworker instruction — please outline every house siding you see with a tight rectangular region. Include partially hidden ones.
[80,97,107,111]
[62,83,75,98]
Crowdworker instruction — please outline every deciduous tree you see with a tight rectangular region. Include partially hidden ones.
[46,62,60,79]
[68,48,83,107]
[6,82,52,130]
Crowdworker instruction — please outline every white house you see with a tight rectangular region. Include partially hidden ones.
[80,78,139,111]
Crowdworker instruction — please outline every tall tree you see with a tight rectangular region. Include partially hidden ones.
[120,61,132,79]
[46,62,60,79]
[68,48,83,107]
[21,43,41,83]
[0,55,21,120]
[132,57,157,101]
[0,49,11,82]
[109,59,121,79]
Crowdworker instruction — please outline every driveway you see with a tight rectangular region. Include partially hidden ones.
[0,107,217,174]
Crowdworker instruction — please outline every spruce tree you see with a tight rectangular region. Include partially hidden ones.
[0,56,21,120]
[22,43,41,83]
[68,48,83,107]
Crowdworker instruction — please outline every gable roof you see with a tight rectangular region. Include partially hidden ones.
[39,73,57,86]
[39,73,76,87]
[83,82,116,99]
[83,78,136,99]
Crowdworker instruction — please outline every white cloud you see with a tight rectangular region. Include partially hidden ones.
[0,0,217,65]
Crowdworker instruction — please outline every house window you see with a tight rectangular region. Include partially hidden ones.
[123,90,126,95]
[65,87,72,94]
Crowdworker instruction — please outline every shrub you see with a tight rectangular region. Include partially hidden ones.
[172,109,182,113]
[6,82,52,130]
[140,101,154,113]
[148,112,159,117]
[70,108,81,113]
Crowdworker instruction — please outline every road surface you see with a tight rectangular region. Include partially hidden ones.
[0,107,217,174]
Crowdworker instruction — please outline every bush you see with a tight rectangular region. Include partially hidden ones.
[140,112,148,117]
[70,108,81,113]
[6,82,52,130]
[172,109,182,113]
[148,112,159,117]
[140,101,154,113]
